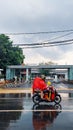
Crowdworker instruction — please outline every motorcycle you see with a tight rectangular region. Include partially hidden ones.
[32,87,62,104]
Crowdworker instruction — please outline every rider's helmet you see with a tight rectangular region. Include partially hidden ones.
[47,81,51,86]
[40,75,46,81]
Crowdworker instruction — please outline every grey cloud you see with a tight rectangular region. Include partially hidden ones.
[0,0,73,64]
[0,0,73,33]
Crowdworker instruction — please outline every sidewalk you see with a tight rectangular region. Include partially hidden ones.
[0,87,32,94]
[0,87,73,94]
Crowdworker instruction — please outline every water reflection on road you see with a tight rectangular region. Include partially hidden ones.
[32,104,62,130]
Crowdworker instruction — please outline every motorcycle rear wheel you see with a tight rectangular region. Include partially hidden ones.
[54,94,61,104]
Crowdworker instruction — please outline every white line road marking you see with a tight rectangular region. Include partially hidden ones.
[0,109,73,112]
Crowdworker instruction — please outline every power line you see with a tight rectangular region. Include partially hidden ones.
[13,38,73,46]
[44,32,73,42]
[1,29,73,35]
[21,41,73,49]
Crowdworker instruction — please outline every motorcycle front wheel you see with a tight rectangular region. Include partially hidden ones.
[32,94,41,104]
[54,94,61,104]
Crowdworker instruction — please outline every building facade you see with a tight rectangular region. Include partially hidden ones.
[6,65,73,81]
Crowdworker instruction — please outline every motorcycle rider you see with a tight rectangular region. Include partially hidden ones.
[32,75,51,101]
[47,81,54,100]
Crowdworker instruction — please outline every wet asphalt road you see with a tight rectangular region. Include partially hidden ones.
[0,83,73,130]
[0,93,73,130]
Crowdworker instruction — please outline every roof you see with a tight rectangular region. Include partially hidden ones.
[7,65,73,69]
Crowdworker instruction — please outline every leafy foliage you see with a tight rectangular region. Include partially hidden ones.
[0,34,24,75]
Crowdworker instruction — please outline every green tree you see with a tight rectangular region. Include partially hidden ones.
[0,34,24,77]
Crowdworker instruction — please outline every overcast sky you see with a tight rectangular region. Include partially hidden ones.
[0,0,73,65]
